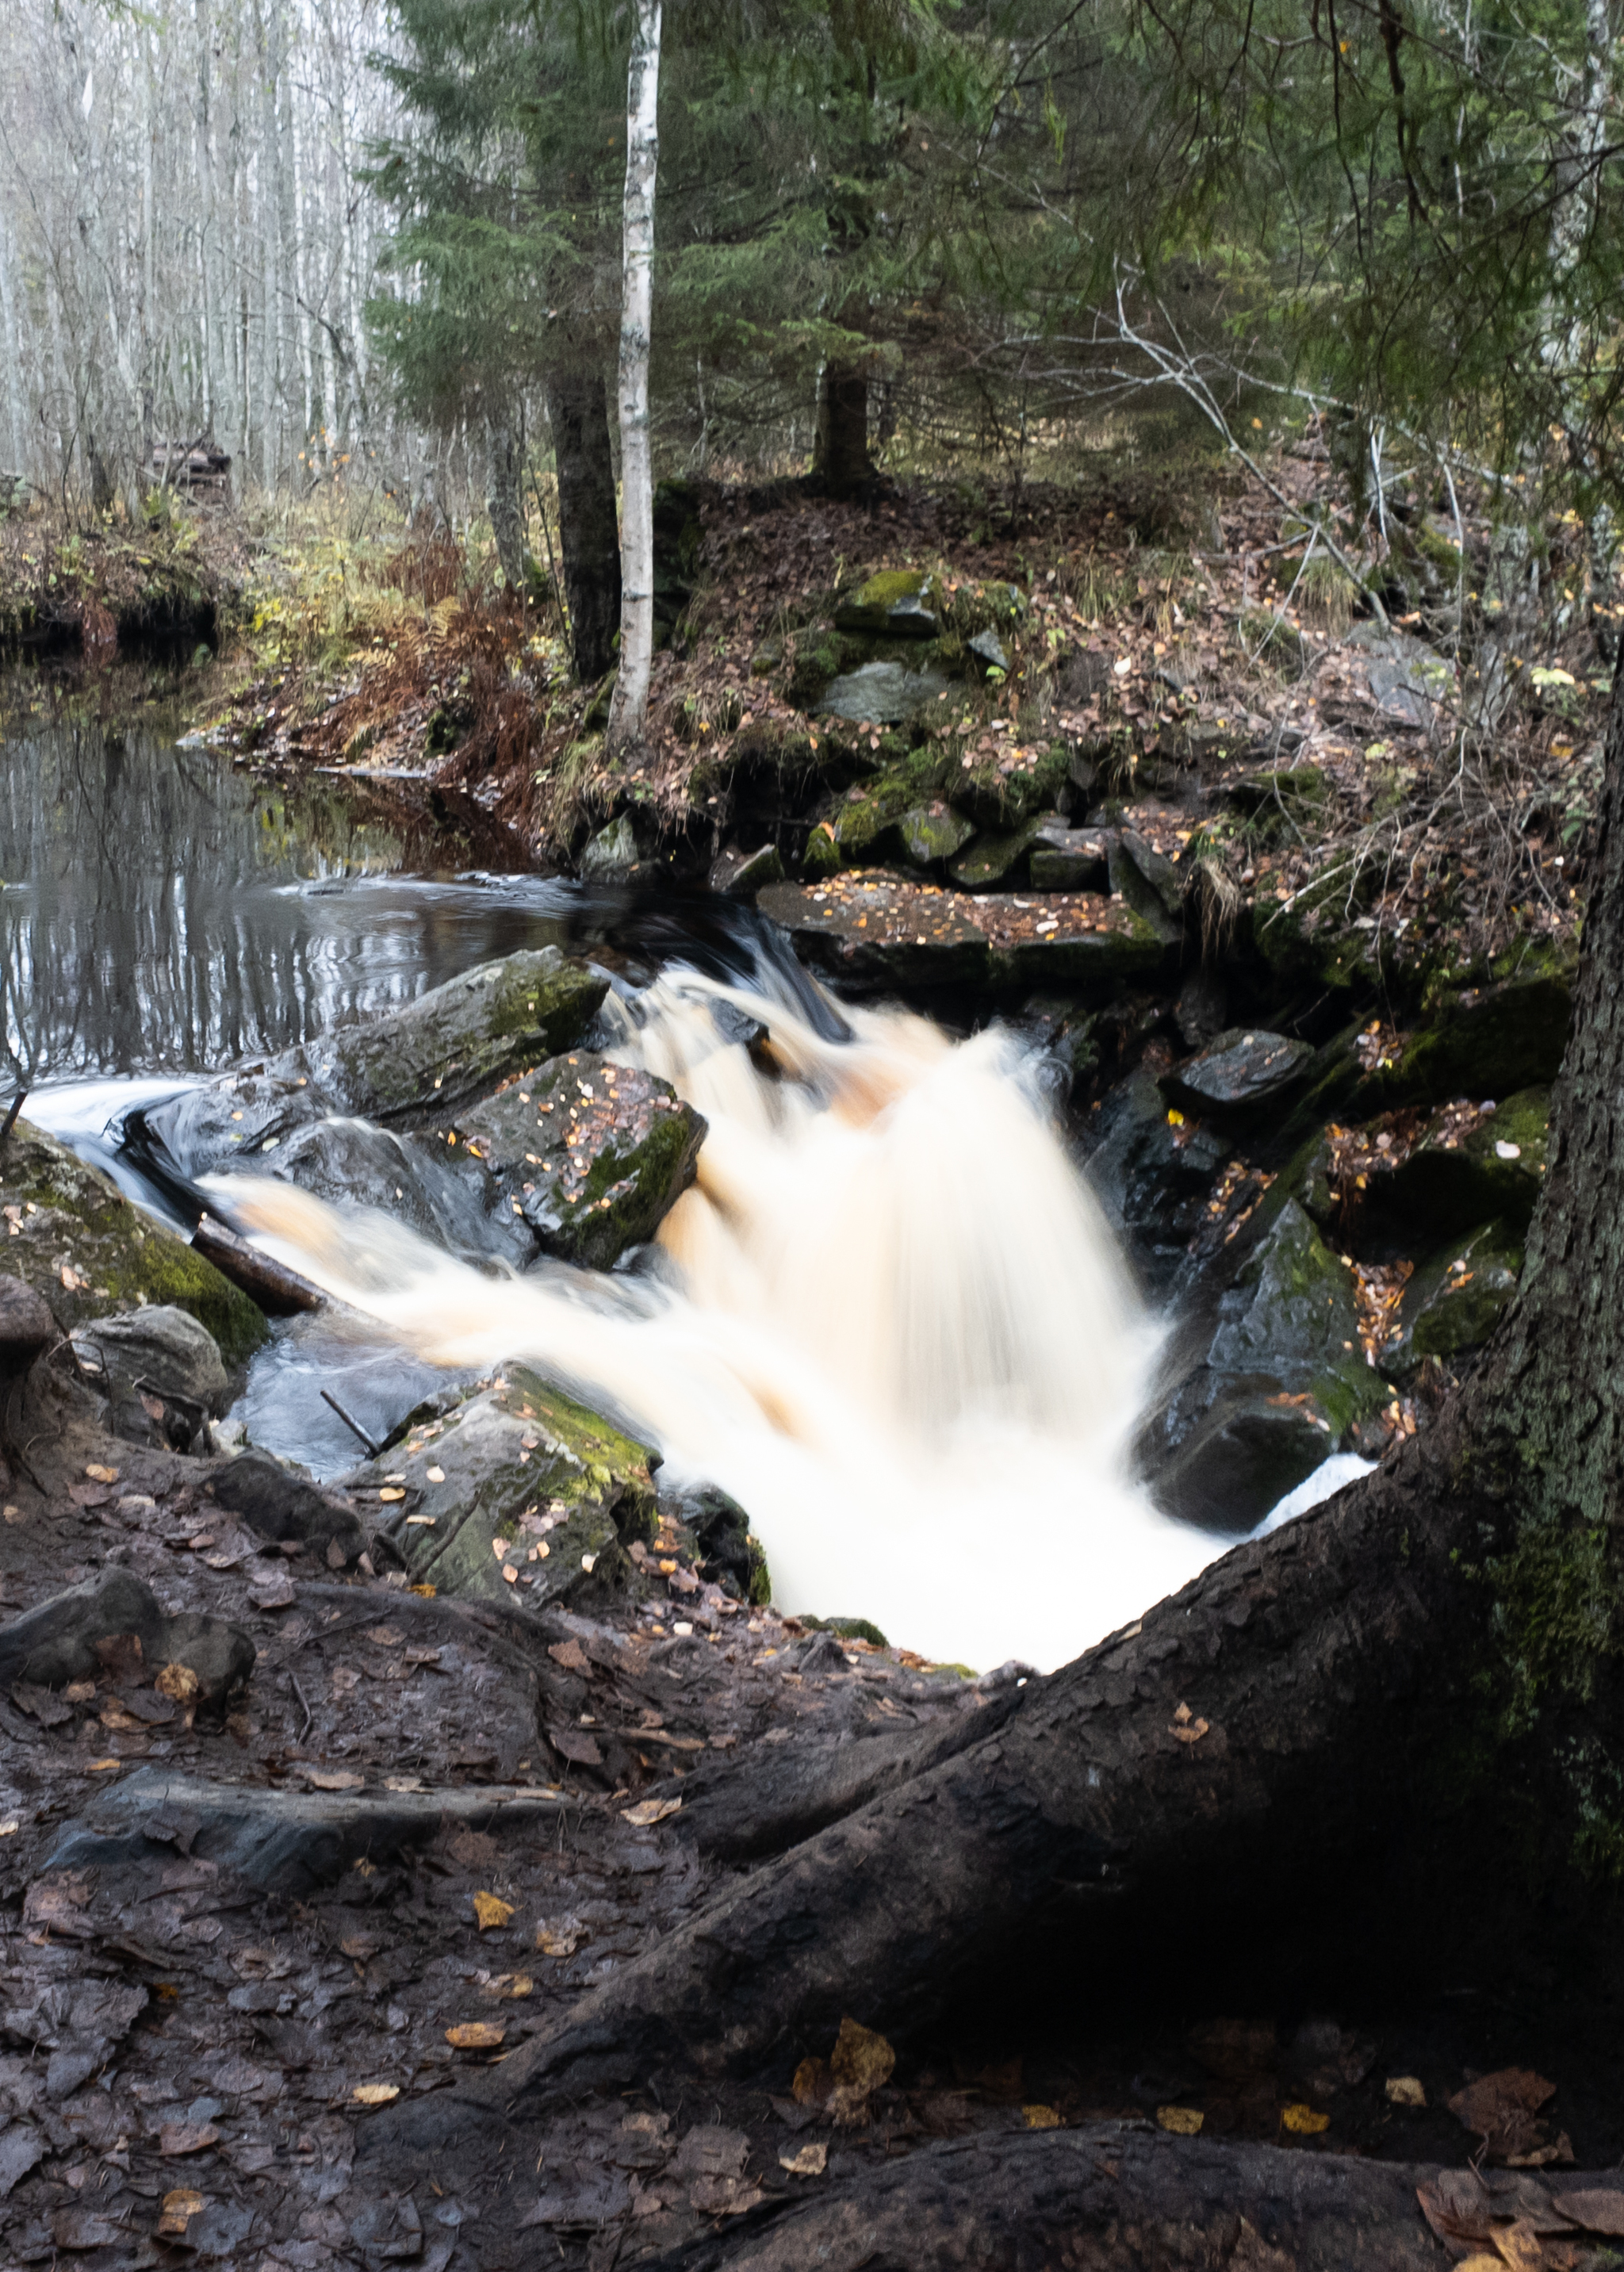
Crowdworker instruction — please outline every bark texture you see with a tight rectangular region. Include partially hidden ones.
[606,0,661,753]
[546,366,622,684]
[484,410,524,593]
[812,362,872,495]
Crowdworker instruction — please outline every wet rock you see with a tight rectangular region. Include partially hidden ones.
[0,1121,266,1366]
[977,892,1174,993]
[259,1115,511,1260]
[1161,1030,1313,1119]
[457,1050,706,1271]
[1354,981,1572,1118]
[70,1305,230,1416]
[1382,1220,1522,1380]
[0,1276,55,1378]
[0,1567,254,1704]
[833,569,943,638]
[819,660,953,724]
[1175,966,1231,1049]
[1108,831,1184,937]
[658,1480,763,1601]
[356,1363,658,1607]
[827,756,954,862]
[948,821,1047,890]
[952,741,1071,831]
[209,1448,371,1568]
[148,946,607,1170]
[898,802,976,867]
[1138,1201,1390,1528]
[1028,829,1112,893]
[1365,1087,1551,1244]
[1085,1074,1231,1291]
[45,1767,563,1895]
[580,814,640,880]
[709,843,785,894]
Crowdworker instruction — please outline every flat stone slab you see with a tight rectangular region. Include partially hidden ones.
[758,873,1170,993]
[1161,1029,1314,1117]
[818,661,952,724]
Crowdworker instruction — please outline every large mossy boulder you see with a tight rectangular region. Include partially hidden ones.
[1137,1200,1390,1530]
[456,1050,706,1271]
[147,947,607,1174]
[0,1121,265,1366]
[1381,1220,1522,1380]
[356,1365,658,1607]
[833,569,944,638]
[1354,980,1572,1117]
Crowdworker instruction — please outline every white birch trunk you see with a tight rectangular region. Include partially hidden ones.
[606,0,662,753]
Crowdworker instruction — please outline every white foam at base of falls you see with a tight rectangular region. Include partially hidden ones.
[206,974,1259,1672]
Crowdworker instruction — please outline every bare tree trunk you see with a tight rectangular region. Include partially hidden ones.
[485,410,524,591]
[606,0,661,753]
[812,359,872,494]
[546,367,622,684]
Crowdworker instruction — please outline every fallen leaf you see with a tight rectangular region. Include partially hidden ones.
[1156,2105,1205,2134]
[791,2056,831,2105]
[779,2142,829,2176]
[473,1891,515,1931]
[1281,2103,1330,2134]
[548,1638,591,1674]
[830,2015,895,2096]
[306,1770,364,1791]
[1024,2105,1062,2129]
[1386,2075,1427,2107]
[550,1726,603,1767]
[87,1757,121,1772]
[536,1921,582,1957]
[339,1933,378,1960]
[157,2187,205,2236]
[378,1488,406,1503]
[352,2083,401,2106]
[155,1663,200,1704]
[1563,2190,1624,2236]
[482,1973,534,1999]
[425,1465,446,1482]
[84,1462,120,1483]
[622,1796,680,1826]
[1170,1701,1210,1744]
[159,2122,221,2155]
[1449,2069,1558,2161]
[446,2021,506,2051]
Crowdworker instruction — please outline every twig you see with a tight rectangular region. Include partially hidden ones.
[289,1670,314,1743]
[0,1091,26,1143]
[320,1389,381,1458]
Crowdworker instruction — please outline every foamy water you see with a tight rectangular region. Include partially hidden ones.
[197,968,1254,1672]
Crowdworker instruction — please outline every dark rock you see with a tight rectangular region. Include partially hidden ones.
[1108,830,1184,937]
[0,1568,254,1704]
[1382,1220,1522,1379]
[1138,1201,1390,1528]
[257,1116,510,1261]
[967,628,1009,674]
[948,822,1046,890]
[1345,623,1455,727]
[1353,982,1572,1118]
[1029,829,1112,893]
[44,1767,564,1895]
[1176,966,1231,1049]
[1086,1073,1231,1292]
[70,1304,230,1416]
[354,1363,658,1607]
[0,1121,266,1366]
[659,1480,758,1599]
[898,802,976,867]
[1365,1087,1551,1245]
[147,947,607,1171]
[0,1276,54,1377]
[1226,764,1331,828]
[833,569,943,638]
[819,660,952,723]
[209,1448,370,1566]
[456,1049,706,1271]
[1161,1029,1313,1119]
[709,843,786,894]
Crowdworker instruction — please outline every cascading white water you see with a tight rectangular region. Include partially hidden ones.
[208,971,1237,1673]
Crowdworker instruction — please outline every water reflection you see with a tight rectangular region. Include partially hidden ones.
[0,708,573,1082]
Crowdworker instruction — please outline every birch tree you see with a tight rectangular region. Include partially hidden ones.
[606,0,662,752]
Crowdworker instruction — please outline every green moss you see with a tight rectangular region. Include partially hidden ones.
[803,1615,890,1647]
[834,569,944,637]
[1480,1515,1618,1738]
[747,1533,772,1606]
[952,739,1070,830]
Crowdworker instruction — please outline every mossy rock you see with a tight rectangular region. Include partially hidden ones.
[0,1121,266,1367]
[455,1051,707,1272]
[827,751,949,864]
[952,741,1070,832]
[1382,1220,1522,1381]
[1365,1088,1551,1244]
[834,569,944,639]
[361,1364,658,1608]
[949,821,1045,891]
[1239,611,1310,676]
[1208,1199,1390,1444]
[801,822,843,879]
[898,802,975,867]
[1227,764,1330,827]
[1348,980,1572,1119]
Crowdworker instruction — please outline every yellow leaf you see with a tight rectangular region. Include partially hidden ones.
[1385,2075,1427,2107]
[473,1891,515,1931]
[446,2022,506,2050]
[425,1465,445,1483]
[87,1757,121,1772]
[84,1462,120,1483]
[155,1663,200,1703]
[161,2190,205,2218]
[830,2016,895,2097]
[1024,2105,1062,2129]
[409,1584,436,1597]
[1156,2105,1205,2135]
[1282,2102,1330,2134]
[352,2082,400,2106]
[791,2056,831,2105]
[378,1488,406,1503]
[622,1797,681,1827]
[779,2142,828,2176]
[482,1973,534,1999]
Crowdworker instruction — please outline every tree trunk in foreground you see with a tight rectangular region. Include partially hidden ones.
[368,662,1624,2160]
[546,366,621,685]
[605,0,661,754]
[812,360,872,495]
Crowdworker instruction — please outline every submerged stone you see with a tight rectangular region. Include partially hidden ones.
[1161,1029,1313,1119]
[1382,1220,1522,1380]
[0,1120,266,1366]
[455,1049,706,1272]
[356,1363,658,1608]
[818,661,952,723]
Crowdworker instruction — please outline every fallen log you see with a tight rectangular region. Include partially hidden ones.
[192,1213,323,1316]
